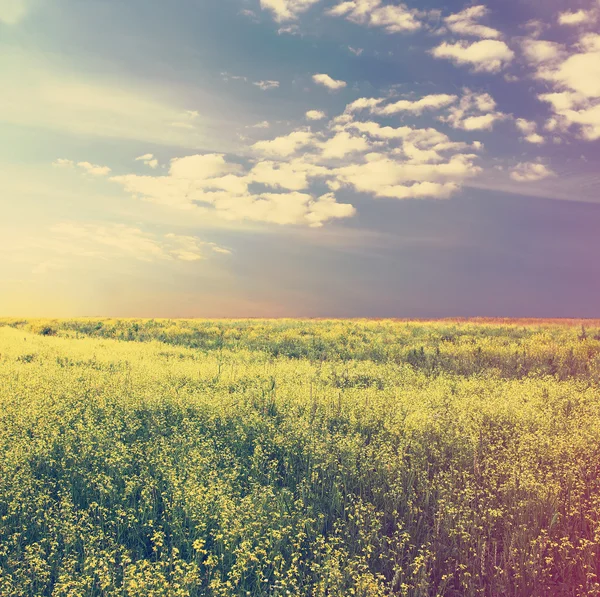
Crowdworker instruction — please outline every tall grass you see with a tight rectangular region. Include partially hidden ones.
[0,319,599,596]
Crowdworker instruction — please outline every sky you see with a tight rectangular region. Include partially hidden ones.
[1,0,599,318]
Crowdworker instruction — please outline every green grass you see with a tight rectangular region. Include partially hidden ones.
[0,318,599,596]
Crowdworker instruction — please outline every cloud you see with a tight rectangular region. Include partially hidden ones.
[52,158,75,168]
[49,223,229,263]
[109,149,354,228]
[259,0,321,22]
[510,162,556,182]
[431,39,515,72]
[327,0,422,34]
[532,33,600,140]
[558,10,594,26]
[254,80,280,91]
[521,39,565,65]
[0,0,29,24]
[249,159,327,191]
[444,5,501,39]
[169,154,242,179]
[53,159,111,176]
[440,89,507,131]
[514,119,545,144]
[334,152,480,199]
[374,94,458,116]
[312,73,347,90]
[252,130,316,156]
[306,110,327,120]
[77,162,112,176]
[320,131,371,159]
[345,97,385,113]
[135,154,159,169]
[348,46,364,55]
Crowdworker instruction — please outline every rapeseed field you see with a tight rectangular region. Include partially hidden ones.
[1,318,599,596]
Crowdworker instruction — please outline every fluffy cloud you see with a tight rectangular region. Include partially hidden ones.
[249,159,328,191]
[259,0,321,22]
[345,97,385,113]
[441,89,507,131]
[514,119,545,143]
[306,110,327,120]
[521,40,565,65]
[558,10,594,26]
[312,73,347,90]
[533,33,600,140]
[110,150,354,228]
[320,131,371,159]
[252,130,316,156]
[135,153,159,169]
[444,5,501,39]
[510,162,556,182]
[334,152,480,199]
[169,154,242,179]
[431,39,515,72]
[327,0,422,33]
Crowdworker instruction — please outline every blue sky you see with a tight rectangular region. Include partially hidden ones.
[1,0,599,317]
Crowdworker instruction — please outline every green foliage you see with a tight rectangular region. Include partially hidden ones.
[0,319,599,596]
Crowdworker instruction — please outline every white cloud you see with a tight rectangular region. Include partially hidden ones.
[254,80,280,91]
[515,118,545,143]
[52,158,75,168]
[327,0,422,33]
[252,130,316,157]
[259,0,321,22]
[431,39,515,72]
[532,33,600,140]
[249,159,328,191]
[334,152,480,199]
[444,5,501,39]
[345,97,385,113]
[0,0,29,24]
[521,39,565,65]
[313,73,347,91]
[135,153,159,169]
[558,10,593,26]
[77,162,112,176]
[441,89,507,131]
[537,36,600,97]
[320,131,371,159]
[344,94,457,116]
[348,46,364,55]
[169,154,242,179]
[510,161,556,182]
[374,94,457,116]
[110,147,354,228]
[251,121,271,129]
[306,110,327,120]
[53,159,111,176]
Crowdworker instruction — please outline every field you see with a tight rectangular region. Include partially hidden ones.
[1,318,600,597]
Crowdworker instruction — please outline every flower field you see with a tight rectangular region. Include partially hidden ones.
[1,318,599,596]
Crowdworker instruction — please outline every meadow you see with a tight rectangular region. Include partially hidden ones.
[1,318,600,596]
